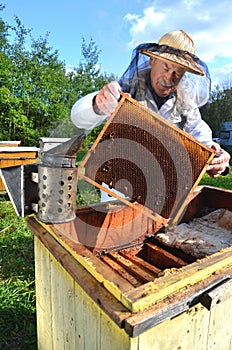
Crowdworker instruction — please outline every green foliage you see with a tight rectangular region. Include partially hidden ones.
[0,7,114,145]
[0,15,72,145]
[203,86,232,137]
[76,178,101,206]
[82,122,105,149]
[70,37,114,101]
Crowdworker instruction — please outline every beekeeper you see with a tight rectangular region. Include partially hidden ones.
[71,29,230,178]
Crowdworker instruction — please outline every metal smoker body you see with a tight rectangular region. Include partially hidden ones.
[37,134,85,224]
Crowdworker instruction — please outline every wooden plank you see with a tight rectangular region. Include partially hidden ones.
[143,242,188,269]
[124,248,232,312]
[137,303,209,350]
[73,280,85,350]
[201,278,232,310]
[34,236,54,350]
[124,268,232,337]
[61,271,76,350]
[50,256,65,348]
[0,151,37,158]
[204,279,232,350]
[0,141,20,147]
[50,256,76,349]
[33,218,136,302]
[108,252,155,283]
[29,217,132,328]
[101,255,142,287]
[79,281,102,350]
[120,248,161,276]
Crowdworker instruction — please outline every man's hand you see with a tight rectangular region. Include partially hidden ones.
[207,143,230,178]
[93,81,121,116]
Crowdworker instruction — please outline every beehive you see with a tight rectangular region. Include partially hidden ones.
[28,185,232,350]
[27,94,232,350]
[0,146,38,191]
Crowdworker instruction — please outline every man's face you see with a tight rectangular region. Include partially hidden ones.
[149,58,185,98]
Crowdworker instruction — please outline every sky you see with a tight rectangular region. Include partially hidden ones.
[2,0,232,88]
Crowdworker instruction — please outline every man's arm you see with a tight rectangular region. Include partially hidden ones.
[184,109,230,177]
[71,82,121,131]
[71,92,106,130]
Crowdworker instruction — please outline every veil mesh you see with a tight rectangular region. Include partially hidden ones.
[118,43,211,108]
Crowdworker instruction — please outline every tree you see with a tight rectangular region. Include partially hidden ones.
[0,12,73,145]
[203,85,232,137]
[48,37,115,139]
[0,6,113,145]
[58,36,115,143]
[69,37,114,100]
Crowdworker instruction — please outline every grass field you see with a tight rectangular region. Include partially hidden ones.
[0,166,231,349]
[199,166,232,190]
[0,198,37,350]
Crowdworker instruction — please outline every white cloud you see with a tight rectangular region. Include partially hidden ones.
[124,0,232,87]
[124,7,166,46]
[211,63,232,89]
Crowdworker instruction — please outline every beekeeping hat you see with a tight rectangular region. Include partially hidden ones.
[139,30,204,76]
[118,30,211,108]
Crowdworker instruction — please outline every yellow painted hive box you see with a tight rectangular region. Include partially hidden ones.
[28,185,232,317]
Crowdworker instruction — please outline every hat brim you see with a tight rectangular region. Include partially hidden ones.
[139,49,204,76]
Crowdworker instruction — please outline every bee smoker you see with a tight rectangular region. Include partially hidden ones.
[37,134,85,224]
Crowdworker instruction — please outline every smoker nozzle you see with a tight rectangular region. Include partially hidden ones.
[40,133,86,168]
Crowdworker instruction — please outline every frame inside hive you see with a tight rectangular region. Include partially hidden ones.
[78,93,215,227]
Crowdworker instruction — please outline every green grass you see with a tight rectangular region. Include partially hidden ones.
[199,165,232,190]
[0,198,37,350]
[0,165,231,349]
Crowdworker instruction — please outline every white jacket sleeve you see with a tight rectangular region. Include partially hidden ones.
[183,108,213,147]
[71,92,109,131]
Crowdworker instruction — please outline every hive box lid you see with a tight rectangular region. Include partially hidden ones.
[0,146,38,153]
[78,93,215,229]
